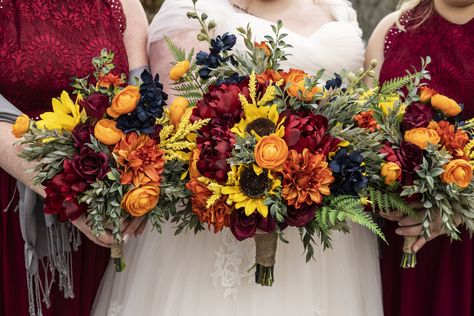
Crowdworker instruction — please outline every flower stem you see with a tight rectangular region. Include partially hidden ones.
[111,242,126,272]
[400,236,417,268]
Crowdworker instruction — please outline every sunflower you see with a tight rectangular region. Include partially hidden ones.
[36,91,87,132]
[222,165,281,218]
[231,72,285,139]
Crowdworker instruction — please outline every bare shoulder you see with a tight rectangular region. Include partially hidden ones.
[365,11,400,78]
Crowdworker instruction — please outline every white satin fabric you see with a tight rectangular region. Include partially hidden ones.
[93,1,383,315]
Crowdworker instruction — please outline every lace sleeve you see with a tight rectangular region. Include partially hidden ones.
[106,0,127,34]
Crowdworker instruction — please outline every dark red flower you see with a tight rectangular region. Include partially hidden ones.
[191,79,249,125]
[401,102,433,131]
[80,92,110,119]
[380,143,401,166]
[196,119,235,183]
[230,209,276,241]
[71,122,94,148]
[44,160,89,221]
[71,147,109,183]
[283,111,340,155]
[285,204,317,227]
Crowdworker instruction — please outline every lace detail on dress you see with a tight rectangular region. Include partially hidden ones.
[106,0,127,34]
[210,229,254,298]
[107,301,123,316]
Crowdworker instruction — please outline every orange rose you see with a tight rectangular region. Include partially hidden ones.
[11,114,30,138]
[121,185,160,217]
[442,159,473,188]
[169,97,190,127]
[169,60,190,81]
[254,41,271,56]
[98,72,125,89]
[404,127,441,149]
[381,162,401,185]
[189,148,201,179]
[431,94,462,117]
[419,86,438,103]
[94,119,123,145]
[107,85,140,118]
[254,135,289,170]
[283,69,320,102]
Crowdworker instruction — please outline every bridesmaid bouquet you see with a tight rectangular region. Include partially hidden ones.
[160,3,385,286]
[354,58,474,267]
[11,49,204,271]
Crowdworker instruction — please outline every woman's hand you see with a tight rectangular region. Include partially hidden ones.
[381,202,462,253]
[122,217,148,243]
[71,214,115,248]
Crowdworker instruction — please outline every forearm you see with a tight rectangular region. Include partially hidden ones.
[0,122,45,197]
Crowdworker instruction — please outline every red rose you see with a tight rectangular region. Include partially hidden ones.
[71,122,94,148]
[283,111,340,155]
[285,204,317,227]
[401,102,433,131]
[71,147,109,183]
[191,79,249,125]
[80,93,110,119]
[230,209,276,241]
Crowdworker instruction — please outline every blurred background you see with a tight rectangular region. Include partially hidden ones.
[139,0,397,40]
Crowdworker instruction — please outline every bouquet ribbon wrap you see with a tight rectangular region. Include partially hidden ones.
[254,232,278,286]
[0,93,80,316]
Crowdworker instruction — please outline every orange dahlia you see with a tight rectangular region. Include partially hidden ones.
[430,121,469,158]
[186,179,232,233]
[354,110,380,132]
[281,149,335,208]
[114,132,165,187]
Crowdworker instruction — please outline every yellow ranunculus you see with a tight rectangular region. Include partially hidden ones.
[419,86,437,103]
[121,185,160,217]
[94,119,123,145]
[168,97,190,127]
[283,69,320,102]
[431,94,462,117]
[169,60,191,81]
[381,162,401,185]
[254,134,288,171]
[404,127,441,149]
[107,85,140,118]
[36,91,87,131]
[11,114,30,138]
[442,159,473,188]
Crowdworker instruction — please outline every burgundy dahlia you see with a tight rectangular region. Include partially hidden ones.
[283,111,340,155]
[196,120,235,183]
[44,160,89,221]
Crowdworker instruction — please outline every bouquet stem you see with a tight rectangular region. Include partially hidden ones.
[400,236,417,268]
[111,242,126,272]
[254,232,278,286]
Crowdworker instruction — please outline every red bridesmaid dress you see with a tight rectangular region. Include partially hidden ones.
[0,1,129,315]
[379,6,474,316]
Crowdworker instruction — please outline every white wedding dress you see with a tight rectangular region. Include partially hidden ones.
[93,1,383,315]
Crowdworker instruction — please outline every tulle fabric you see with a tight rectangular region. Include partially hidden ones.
[93,1,383,315]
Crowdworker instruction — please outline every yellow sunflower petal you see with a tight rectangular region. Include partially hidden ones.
[256,199,269,217]
[245,200,257,216]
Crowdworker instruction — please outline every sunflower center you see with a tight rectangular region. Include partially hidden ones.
[246,118,275,137]
[239,168,271,198]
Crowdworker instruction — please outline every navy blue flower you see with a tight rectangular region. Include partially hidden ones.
[325,74,343,90]
[329,149,368,196]
[116,70,167,135]
[215,73,247,86]
[211,33,237,53]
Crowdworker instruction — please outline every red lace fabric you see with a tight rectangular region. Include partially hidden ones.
[0,1,129,315]
[0,0,129,117]
[380,8,474,316]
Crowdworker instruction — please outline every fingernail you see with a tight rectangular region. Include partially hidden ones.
[395,229,402,235]
[123,234,130,244]
[413,246,419,253]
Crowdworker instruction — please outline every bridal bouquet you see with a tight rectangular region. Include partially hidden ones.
[11,49,201,271]
[160,3,385,286]
[353,58,474,267]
